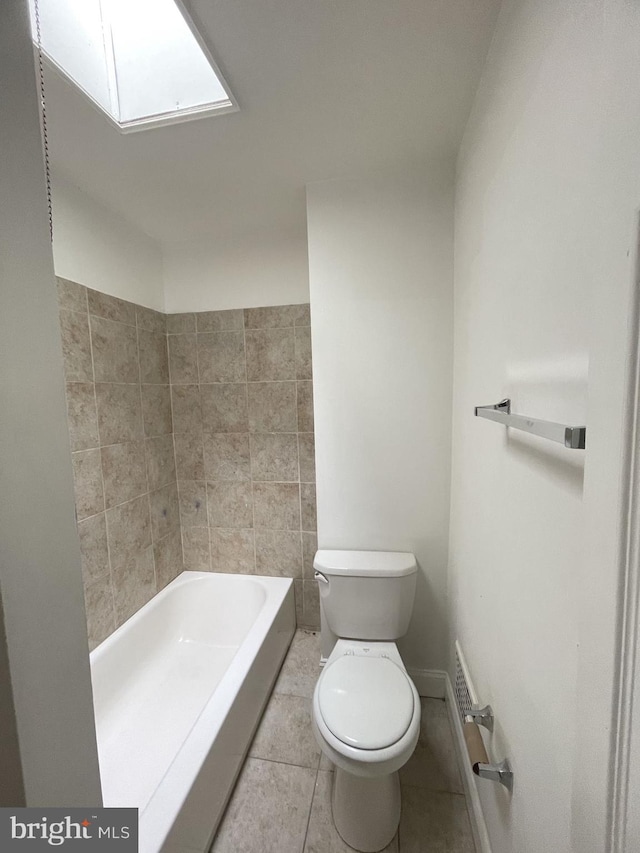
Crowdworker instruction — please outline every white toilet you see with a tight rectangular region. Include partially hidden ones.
[311,549,421,853]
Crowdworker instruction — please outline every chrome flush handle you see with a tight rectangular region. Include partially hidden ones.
[314,570,329,584]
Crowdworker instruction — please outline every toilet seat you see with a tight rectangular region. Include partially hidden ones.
[312,640,421,779]
[318,655,414,749]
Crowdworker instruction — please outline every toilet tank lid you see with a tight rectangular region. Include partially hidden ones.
[313,549,417,577]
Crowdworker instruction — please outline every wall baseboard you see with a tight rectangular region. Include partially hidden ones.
[443,675,493,853]
[406,667,447,699]
[408,667,492,852]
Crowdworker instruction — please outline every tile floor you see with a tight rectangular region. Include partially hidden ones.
[210,630,476,853]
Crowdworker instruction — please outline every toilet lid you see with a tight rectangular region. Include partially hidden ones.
[318,655,414,750]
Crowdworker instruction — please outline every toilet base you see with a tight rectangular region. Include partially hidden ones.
[331,766,401,852]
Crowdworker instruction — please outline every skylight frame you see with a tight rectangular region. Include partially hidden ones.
[32,0,239,134]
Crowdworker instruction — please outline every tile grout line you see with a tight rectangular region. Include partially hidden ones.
[167,329,189,575]
[242,311,259,576]
[135,311,158,594]
[194,322,212,570]
[295,377,305,623]
[84,286,118,639]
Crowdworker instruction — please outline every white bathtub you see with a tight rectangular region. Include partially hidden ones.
[90,571,295,853]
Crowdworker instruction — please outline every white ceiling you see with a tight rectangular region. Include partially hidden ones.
[45,0,500,245]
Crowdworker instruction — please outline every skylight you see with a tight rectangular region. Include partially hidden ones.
[29,0,237,132]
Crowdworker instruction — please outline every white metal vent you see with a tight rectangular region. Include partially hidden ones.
[454,641,478,722]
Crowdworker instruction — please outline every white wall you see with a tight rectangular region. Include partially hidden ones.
[52,176,164,310]
[450,1,640,851]
[0,0,102,806]
[162,226,309,312]
[307,169,453,671]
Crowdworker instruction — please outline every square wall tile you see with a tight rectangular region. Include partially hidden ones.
[245,328,295,381]
[138,329,169,384]
[141,384,173,437]
[90,315,139,384]
[244,305,308,329]
[204,432,251,481]
[198,331,246,383]
[300,483,317,531]
[294,326,312,380]
[247,382,297,432]
[253,482,300,530]
[145,435,176,492]
[173,433,205,480]
[154,529,183,590]
[106,494,152,570]
[302,580,320,628]
[254,529,302,577]
[207,481,253,528]
[149,483,180,541]
[178,480,208,527]
[83,573,115,651]
[201,383,248,433]
[95,383,143,446]
[166,313,196,333]
[293,304,311,326]
[210,528,255,573]
[171,384,202,435]
[57,277,87,313]
[302,531,317,579]
[101,441,147,508]
[87,289,136,325]
[182,527,211,570]
[136,305,166,334]
[72,449,104,520]
[65,382,99,451]
[298,433,316,482]
[168,333,198,383]
[250,433,299,482]
[59,308,93,382]
[196,309,244,332]
[297,381,314,432]
[77,512,109,584]
[112,547,155,627]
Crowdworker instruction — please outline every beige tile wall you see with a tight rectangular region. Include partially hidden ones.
[167,304,319,629]
[57,278,183,649]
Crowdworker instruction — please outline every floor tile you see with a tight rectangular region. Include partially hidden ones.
[211,758,316,853]
[400,699,463,794]
[398,787,475,853]
[273,629,321,698]
[249,693,320,768]
[304,771,398,853]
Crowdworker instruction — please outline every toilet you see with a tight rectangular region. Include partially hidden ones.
[311,549,421,853]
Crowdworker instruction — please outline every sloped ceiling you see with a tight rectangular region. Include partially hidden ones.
[44,0,500,244]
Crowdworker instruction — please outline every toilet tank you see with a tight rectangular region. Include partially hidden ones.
[313,550,417,641]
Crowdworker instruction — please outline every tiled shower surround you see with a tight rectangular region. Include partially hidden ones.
[56,278,319,648]
[57,278,182,649]
[166,304,319,629]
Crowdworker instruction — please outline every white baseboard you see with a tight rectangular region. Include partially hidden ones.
[443,675,493,853]
[406,667,447,699]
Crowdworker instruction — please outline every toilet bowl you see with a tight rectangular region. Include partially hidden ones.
[311,549,420,852]
[312,639,420,852]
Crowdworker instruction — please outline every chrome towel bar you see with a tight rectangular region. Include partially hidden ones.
[474,398,586,450]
